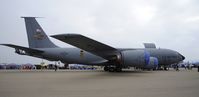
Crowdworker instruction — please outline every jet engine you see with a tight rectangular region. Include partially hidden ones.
[116,50,158,69]
[120,50,150,67]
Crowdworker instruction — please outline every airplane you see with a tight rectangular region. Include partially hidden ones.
[0,17,185,72]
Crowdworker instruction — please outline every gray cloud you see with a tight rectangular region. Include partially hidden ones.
[0,0,199,63]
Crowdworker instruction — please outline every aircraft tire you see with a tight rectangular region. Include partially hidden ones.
[104,66,109,71]
[164,67,168,71]
[115,67,122,72]
[108,67,115,72]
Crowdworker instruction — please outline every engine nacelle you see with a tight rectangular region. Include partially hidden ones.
[144,57,158,69]
[121,50,150,67]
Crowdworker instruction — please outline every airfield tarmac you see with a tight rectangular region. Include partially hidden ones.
[0,69,198,97]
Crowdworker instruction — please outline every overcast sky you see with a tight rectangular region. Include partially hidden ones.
[0,0,199,64]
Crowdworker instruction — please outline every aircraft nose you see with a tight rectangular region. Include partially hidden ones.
[179,53,185,60]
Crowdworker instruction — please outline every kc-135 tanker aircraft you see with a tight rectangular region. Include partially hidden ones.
[1,17,185,72]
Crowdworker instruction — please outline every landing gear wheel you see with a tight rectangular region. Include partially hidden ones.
[164,67,168,71]
[115,67,122,72]
[108,67,115,72]
[104,66,109,71]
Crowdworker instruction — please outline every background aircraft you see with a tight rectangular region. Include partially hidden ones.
[1,17,185,72]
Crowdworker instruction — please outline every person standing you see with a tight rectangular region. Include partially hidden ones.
[176,65,179,71]
[55,64,58,71]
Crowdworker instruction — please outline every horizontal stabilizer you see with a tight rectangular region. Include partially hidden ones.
[51,34,118,60]
[0,44,44,54]
[144,43,156,48]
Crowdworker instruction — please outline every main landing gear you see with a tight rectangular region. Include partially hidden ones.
[104,66,122,72]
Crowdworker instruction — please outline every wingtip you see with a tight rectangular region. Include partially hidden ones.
[50,35,59,38]
[50,34,65,40]
[51,33,81,39]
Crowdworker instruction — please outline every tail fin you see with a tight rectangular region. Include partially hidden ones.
[22,17,57,48]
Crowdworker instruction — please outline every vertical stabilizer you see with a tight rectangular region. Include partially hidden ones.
[22,17,57,48]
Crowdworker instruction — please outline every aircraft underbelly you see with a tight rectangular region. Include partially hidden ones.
[42,48,107,65]
[63,54,107,64]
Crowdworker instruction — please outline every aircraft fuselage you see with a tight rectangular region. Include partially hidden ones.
[37,47,184,67]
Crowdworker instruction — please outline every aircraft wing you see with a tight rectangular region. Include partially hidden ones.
[51,34,118,60]
[0,44,44,54]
